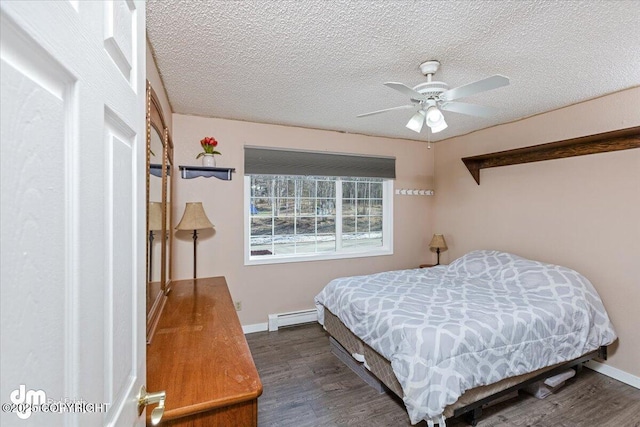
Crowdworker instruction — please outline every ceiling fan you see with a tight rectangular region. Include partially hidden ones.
[358,60,510,134]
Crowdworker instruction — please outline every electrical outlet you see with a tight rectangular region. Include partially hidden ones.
[234,301,242,311]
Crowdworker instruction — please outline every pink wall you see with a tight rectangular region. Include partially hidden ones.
[171,115,435,325]
[433,87,640,376]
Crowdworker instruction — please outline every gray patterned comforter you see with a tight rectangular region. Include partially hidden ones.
[314,250,617,425]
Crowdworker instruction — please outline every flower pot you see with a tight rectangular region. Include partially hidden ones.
[202,154,216,167]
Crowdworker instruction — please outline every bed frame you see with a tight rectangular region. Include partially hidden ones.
[323,308,607,426]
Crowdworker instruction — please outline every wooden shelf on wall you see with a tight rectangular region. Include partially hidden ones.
[461,126,640,185]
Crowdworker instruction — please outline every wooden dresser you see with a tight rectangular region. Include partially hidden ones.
[147,277,262,426]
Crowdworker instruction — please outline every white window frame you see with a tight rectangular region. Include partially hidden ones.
[244,176,394,265]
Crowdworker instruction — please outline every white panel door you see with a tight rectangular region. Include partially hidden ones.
[0,1,146,426]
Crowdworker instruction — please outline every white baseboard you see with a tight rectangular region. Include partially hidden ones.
[584,360,640,389]
[242,322,268,334]
[268,309,317,331]
[242,309,319,334]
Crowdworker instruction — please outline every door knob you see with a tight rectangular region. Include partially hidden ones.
[138,385,166,425]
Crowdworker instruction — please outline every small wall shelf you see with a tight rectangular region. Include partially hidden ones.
[461,126,640,185]
[179,165,236,180]
[150,163,170,178]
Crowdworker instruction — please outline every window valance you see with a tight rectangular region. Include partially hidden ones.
[244,147,395,179]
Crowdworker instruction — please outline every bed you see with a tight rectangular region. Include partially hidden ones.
[314,250,617,426]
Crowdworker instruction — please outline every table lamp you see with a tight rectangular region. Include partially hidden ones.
[429,234,448,265]
[175,202,214,279]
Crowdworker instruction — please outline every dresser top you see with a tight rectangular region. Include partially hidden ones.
[147,277,262,422]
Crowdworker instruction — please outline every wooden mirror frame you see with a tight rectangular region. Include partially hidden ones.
[146,81,173,342]
[161,126,174,294]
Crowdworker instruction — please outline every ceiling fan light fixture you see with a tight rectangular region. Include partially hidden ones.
[359,60,508,135]
[429,118,448,133]
[426,106,448,133]
[406,110,426,133]
[426,106,442,122]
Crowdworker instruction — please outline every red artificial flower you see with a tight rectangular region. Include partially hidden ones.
[196,136,222,158]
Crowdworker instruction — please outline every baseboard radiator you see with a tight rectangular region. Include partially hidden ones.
[268,309,317,331]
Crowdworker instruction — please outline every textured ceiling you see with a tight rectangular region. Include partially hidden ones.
[146,0,640,142]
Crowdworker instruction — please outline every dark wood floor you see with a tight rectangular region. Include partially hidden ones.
[246,323,640,427]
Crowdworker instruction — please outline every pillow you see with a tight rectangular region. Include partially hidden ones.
[445,250,522,279]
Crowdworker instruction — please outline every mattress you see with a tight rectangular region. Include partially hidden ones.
[315,250,617,424]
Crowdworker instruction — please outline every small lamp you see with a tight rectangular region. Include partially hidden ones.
[175,202,214,279]
[429,234,448,265]
[148,202,163,282]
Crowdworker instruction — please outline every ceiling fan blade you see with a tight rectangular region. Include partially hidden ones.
[440,75,509,102]
[440,101,499,118]
[384,82,426,101]
[357,104,416,118]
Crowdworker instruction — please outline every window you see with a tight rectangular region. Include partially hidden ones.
[244,175,393,264]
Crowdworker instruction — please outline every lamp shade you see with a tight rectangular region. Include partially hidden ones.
[406,110,426,133]
[148,202,163,231]
[429,234,448,251]
[175,202,214,231]
[426,106,448,133]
